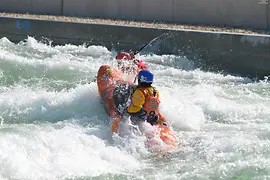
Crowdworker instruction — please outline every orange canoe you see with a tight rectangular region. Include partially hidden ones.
[96,64,131,121]
[96,65,177,151]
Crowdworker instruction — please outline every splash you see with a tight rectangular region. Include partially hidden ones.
[0,36,270,180]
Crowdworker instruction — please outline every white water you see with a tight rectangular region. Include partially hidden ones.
[0,37,270,180]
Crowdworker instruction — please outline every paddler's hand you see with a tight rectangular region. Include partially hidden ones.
[134,60,148,70]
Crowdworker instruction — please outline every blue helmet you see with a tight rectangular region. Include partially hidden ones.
[138,69,154,84]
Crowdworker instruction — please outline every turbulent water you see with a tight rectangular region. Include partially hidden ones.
[0,37,270,180]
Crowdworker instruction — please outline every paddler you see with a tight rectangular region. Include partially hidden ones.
[111,69,168,133]
[115,52,148,82]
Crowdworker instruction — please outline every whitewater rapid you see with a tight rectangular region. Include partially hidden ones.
[0,37,270,180]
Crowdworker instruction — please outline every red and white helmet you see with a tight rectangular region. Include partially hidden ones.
[115,52,133,61]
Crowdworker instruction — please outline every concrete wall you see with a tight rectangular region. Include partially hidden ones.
[63,0,269,29]
[0,0,269,29]
[0,0,62,15]
[173,0,268,29]
[0,16,270,79]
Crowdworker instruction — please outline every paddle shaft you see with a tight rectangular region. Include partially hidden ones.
[133,32,170,55]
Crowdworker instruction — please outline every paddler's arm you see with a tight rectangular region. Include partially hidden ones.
[134,60,148,70]
[127,89,145,114]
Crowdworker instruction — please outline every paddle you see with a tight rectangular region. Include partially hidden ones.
[129,32,172,83]
[91,32,172,83]
[130,32,171,55]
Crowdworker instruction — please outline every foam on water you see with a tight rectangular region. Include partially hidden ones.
[1,37,270,180]
[0,122,145,180]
